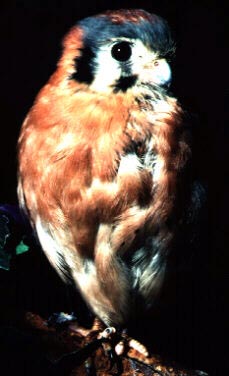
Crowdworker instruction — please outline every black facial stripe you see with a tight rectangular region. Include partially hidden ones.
[70,46,95,84]
[114,75,137,92]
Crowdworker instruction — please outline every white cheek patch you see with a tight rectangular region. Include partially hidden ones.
[90,45,122,92]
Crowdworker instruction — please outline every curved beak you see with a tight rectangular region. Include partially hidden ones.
[140,58,172,89]
[151,58,172,88]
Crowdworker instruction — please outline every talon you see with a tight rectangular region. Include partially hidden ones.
[115,340,125,356]
[128,338,149,357]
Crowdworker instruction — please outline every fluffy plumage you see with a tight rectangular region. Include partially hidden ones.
[18,9,191,326]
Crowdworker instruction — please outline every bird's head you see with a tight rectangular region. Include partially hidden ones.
[55,9,175,94]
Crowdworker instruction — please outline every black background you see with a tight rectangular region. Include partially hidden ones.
[0,1,228,375]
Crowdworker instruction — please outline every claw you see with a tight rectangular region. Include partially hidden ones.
[115,340,125,356]
[121,328,149,358]
[128,338,149,357]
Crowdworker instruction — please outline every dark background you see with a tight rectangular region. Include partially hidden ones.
[0,1,228,375]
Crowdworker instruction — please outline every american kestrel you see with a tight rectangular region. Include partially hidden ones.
[18,9,192,329]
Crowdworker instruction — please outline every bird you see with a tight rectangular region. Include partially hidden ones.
[18,9,193,332]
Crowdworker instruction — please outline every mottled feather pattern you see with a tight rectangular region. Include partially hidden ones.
[18,9,192,326]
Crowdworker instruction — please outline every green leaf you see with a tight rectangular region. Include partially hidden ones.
[16,240,29,255]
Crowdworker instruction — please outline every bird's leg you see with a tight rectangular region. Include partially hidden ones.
[77,318,123,372]
[87,319,150,372]
[96,325,124,374]
[48,313,149,360]
[83,318,117,375]
[89,318,149,359]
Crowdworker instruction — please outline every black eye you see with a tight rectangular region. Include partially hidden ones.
[111,42,132,62]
